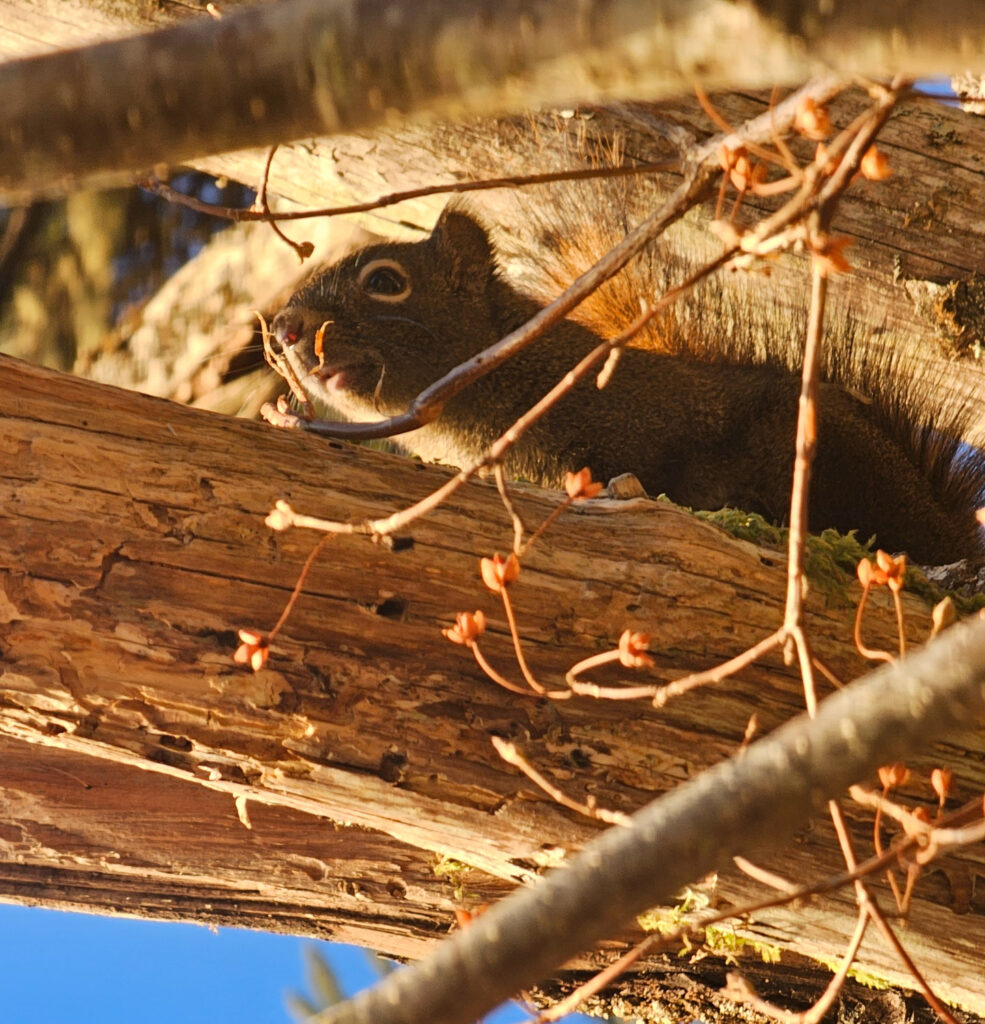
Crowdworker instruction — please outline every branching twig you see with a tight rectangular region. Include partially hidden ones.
[566,628,784,706]
[251,144,314,260]
[536,799,984,1023]
[142,158,681,224]
[491,737,632,827]
[313,617,985,1024]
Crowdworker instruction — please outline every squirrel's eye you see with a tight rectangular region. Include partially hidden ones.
[357,259,411,302]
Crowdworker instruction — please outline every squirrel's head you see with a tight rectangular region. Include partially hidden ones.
[270,207,503,419]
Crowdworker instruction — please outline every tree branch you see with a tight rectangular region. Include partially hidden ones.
[317,615,985,1024]
[4,0,985,200]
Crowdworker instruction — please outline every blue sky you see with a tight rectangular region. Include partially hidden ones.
[0,902,592,1023]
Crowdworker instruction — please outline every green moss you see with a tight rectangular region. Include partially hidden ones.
[638,890,781,966]
[703,925,782,965]
[813,955,893,990]
[432,855,470,902]
[637,887,711,936]
[694,509,872,602]
[695,508,985,612]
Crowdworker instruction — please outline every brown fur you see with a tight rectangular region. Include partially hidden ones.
[272,207,985,565]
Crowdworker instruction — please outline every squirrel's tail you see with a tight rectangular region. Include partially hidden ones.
[485,166,985,563]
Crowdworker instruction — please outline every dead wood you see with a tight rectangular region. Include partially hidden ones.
[2,356,985,1019]
[4,1,985,201]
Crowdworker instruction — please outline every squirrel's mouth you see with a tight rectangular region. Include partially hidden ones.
[311,363,353,392]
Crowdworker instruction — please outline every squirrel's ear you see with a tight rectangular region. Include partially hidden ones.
[431,208,495,292]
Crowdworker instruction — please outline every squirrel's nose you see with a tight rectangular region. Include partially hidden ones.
[270,309,304,351]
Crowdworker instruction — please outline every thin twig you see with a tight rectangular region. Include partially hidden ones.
[142,159,682,224]
[829,795,958,1024]
[782,253,829,647]
[565,629,784,704]
[732,856,799,894]
[491,737,632,827]
[853,583,895,663]
[492,464,527,555]
[652,628,787,708]
[468,642,546,697]
[267,534,334,641]
[252,144,312,260]
[726,908,869,1024]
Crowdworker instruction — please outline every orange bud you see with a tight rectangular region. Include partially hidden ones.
[860,145,892,182]
[442,610,487,645]
[564,467,603,500]
[729,153,754,190]
[878,762,910,790]
[931,767,953,805]
[719,142,745,173]
[875,550,906,592]
[480,553,520,593]
[234,629,269,672]
[618,629,654,669]
[795,97,833,140]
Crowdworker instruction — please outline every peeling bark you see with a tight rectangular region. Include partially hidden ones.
[2,356,985,1019]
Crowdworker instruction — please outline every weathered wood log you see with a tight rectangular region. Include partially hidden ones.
[2,355,984,1021]
[4,0,985,202]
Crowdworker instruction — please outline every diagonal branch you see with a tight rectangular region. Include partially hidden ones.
[5,0,983,201]
[315,615,985,1024]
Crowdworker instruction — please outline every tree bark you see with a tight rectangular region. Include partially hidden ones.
[2,355,985,1020]
[3,0,985,201]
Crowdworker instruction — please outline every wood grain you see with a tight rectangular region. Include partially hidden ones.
[2,355,983,1018]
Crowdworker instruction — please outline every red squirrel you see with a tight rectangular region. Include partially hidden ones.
[270,206,985,566]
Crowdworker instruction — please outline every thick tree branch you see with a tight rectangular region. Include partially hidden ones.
[3,0,985,200]
[3,356,985,1019]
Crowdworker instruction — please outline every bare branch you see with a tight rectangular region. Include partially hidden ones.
[315,615,985,1024]
[4,0,985,201]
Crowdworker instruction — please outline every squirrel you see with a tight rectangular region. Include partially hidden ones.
[270,205,985,566]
